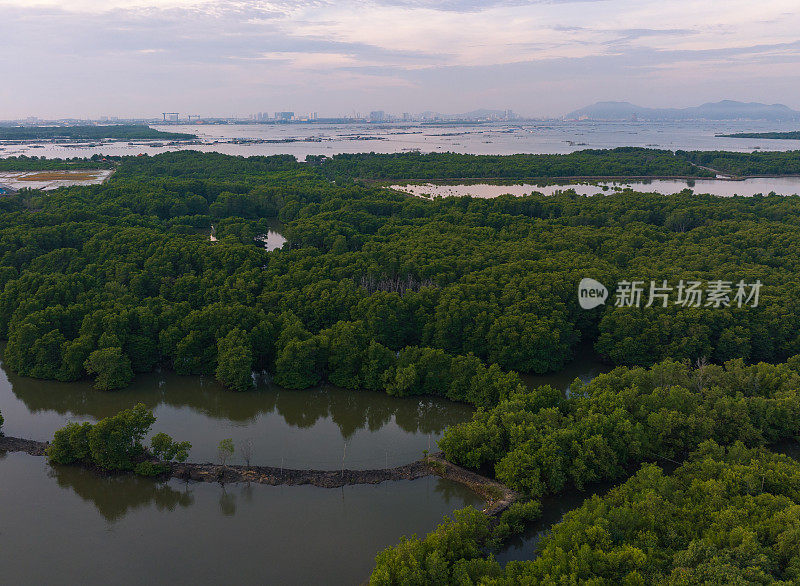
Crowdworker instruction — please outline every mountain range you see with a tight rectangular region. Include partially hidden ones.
[566,100,800,121]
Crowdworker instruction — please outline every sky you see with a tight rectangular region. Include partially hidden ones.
[0,0,799,119]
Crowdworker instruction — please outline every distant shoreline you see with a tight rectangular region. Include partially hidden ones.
[380,174,800,185]
[717,131,800,140]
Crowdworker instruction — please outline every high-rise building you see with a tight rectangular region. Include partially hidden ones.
[369,110,386,122]
[275,111,294,121]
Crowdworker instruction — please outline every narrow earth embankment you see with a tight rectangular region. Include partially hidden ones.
[0,435,517,515]
[0,435,47,456]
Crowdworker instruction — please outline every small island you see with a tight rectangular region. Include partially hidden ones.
[0,124,197,141]
[717,131,800,140]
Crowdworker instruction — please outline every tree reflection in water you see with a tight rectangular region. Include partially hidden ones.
[48,463,194,523]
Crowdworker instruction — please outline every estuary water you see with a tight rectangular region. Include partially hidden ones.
[1,119,799,160]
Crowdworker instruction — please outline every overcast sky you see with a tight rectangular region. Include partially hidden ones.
[1,0,799,119]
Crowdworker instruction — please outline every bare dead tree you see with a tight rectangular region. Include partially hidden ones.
[693,356,709,392]
[239,438,254,468]
[359,274,436,295]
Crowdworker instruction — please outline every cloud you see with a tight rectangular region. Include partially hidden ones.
[0,0,798,118]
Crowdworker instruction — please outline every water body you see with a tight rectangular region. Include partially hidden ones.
[393,176,800,199]
[255,229,287,251]
[0,365,473,470]
[211,218,287,251]
[0,169,113,191]
[2,120,800,160]
[0,352,479,584]
[0,452,481,585]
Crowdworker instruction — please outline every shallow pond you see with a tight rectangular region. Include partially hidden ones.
[0,354,481,584]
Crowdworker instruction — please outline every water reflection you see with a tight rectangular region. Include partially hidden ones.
[0,453,483,585]
[0,358,473,469]
[5,369,466,436]
[49,463,194,522]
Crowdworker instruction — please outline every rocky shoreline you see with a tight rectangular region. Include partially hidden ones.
[0,434,517,516]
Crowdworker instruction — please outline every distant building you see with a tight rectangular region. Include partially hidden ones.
[369,110,386,122]
[275,111,294,121]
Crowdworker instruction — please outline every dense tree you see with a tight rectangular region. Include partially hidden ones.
[1,150,800,410]
[47,404,190,474]
[150,432,191,463]
[373,444,800,584]
[84,347,134,390]
[215,328,254,391]
[440,358,800,497]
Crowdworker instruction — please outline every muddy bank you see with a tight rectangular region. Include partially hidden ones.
[171,459,432,488]
[0,435,48,456]
[0,435,516,515]
[425,453,518,515]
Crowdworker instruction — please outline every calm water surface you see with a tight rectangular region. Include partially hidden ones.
[0,360,473,470]
[0,452,481,585]
[521,349,611,393]
[2,120,800,159]
[0,354,480,584]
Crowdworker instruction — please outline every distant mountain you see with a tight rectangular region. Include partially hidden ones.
[566,100,800,121]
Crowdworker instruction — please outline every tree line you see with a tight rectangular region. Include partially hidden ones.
[0,125,196,141]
